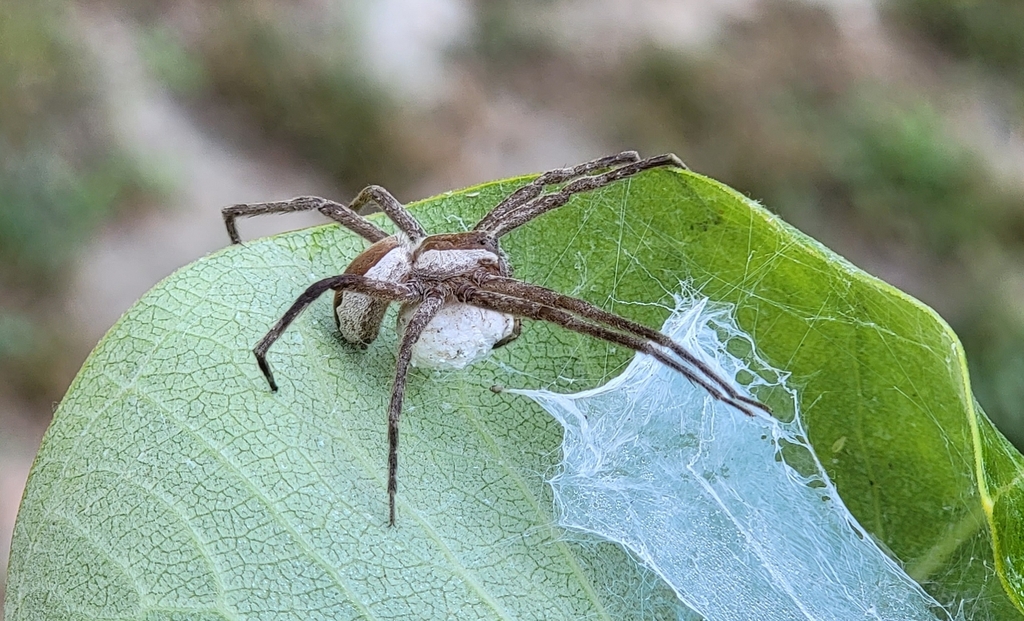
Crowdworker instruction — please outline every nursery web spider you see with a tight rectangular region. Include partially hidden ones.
[223,151,770,525]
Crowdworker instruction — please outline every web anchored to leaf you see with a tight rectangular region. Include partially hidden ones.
[515,290,958,620]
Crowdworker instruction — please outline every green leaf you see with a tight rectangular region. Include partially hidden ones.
[5,167,1023,619]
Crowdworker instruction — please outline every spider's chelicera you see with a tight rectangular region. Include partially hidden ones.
[223,152,770,526]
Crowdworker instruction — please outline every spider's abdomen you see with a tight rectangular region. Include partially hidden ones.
[398,302,516,370]
[335,238,410,345]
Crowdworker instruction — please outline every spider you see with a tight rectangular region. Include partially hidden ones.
[222,151,770,526]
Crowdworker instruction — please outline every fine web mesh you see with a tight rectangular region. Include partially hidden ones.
[512,291,958,621]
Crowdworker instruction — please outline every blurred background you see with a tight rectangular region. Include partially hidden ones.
[2,0,1023,608]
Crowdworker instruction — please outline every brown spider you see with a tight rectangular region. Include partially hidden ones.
[222,151,770,526]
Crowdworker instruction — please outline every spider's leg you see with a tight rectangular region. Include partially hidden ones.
[253,274,418,391]
[486,154,687,239]
[461,288,761,418]
[386,295,445,526]
[473,151,640,233]
[479,276,770,416]
[222,196,389,244]
[349,185,427,241]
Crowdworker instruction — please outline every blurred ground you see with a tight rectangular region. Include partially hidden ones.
[2,0,1023,609]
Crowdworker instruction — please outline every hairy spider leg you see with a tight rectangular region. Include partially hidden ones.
[387,295,445,526]
[478,276,770,416]
[253,274,418,391]
[222,196,389,245]
[461,288,762,418]
[473,151,642,232]
[483,154,687,239]
[348,185,427,240]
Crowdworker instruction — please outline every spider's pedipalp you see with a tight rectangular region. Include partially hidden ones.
[460,286,762,418]
[477,276,771,416]
[222,196,389,244]
[349,185,427,240]
[483,153,687,239]
[473,151,641,233]
[387,295,445,526]
[253,273,418,391]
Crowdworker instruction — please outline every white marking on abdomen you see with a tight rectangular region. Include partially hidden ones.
[413,249,498,278]
[336,246,410,343]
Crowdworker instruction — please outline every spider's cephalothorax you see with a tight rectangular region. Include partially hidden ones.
[223,152,771,526]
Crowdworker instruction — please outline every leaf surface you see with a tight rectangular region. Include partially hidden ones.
[5,168,1022,619]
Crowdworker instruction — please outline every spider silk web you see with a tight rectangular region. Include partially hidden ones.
[511,290,959,621]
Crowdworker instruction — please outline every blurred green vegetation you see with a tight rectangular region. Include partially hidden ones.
[627,48,1023,256]
[1,1,132,283]
[886,0,1024,83]
[0,0,150,401]
[142,2,419,195]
